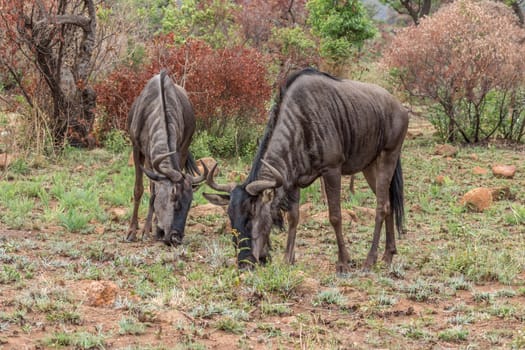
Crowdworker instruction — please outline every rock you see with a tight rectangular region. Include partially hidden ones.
[156,310,187,324]
[469,153,479,161]
[434,144,458,157]
[110,207,127,221]
[295,272,320,296]
[85,281,118,307]
[190,203,225,218]
[472,166,488,175]
[435,175,446,185]
[492,165,516,179]
[188,222,208,234]
[406,130,423,140]
[227,170,246,183]
[196,157,219,176]
[460,187,493,212]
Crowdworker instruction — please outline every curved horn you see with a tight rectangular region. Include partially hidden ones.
[152,150,177,172]
[206,162,235,193]
[245,160,284,196]
[188,160,208,184]
[261,159,283,188]
[152,151,182,182]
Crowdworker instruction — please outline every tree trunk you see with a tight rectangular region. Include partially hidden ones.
[18,0,97,149]
[65,0,97,148]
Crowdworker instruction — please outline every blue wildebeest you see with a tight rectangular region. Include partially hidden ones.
[204,68,408,273]
[127,70,207,246]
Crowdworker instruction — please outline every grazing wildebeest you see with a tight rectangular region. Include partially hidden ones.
[204,68,408,273]
[127,70,207,246]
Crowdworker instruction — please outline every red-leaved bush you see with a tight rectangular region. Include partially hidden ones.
[95,36,272,138]
[382,0,525,143]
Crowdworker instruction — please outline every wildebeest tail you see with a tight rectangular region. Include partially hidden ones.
[389,157,405,236]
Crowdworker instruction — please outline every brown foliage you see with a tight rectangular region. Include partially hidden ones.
[383,0,525,143]
[95,36,272,138]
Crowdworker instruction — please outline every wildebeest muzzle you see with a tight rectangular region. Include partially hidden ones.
[156,226,184,246]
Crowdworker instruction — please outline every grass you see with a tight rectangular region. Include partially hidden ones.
[0,128,524,348]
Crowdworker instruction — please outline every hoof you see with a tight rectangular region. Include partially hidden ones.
[284,252,295,265]
[238,260,256,271]
[382,252,396,266]
[363,253,378,271]
[258,255,271,266]
[336,262,351,277]
[125,232,137,242]
[164,234,182,247]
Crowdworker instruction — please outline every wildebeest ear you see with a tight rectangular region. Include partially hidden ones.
[203,193,230,206]
[262,189,274,203]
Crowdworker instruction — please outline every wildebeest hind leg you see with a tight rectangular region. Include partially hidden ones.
[323,169,351,275]
[382,214,397,265]
[284,191,300,264]
[362,152,398,270]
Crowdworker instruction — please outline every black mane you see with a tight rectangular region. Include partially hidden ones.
[247,68,340,183]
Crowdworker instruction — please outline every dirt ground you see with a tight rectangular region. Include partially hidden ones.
[1,116,524,349]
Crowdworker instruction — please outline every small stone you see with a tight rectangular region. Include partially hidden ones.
[434,144,458,157]
[435,175,445,185]
[85,281,118,307]
[110,207,127,221]
[492,165,516,179]
[406,130,423,139]
[472,166,488,175]
[227,170,246,183]
[190,203,226,218]
[460,187,493,212]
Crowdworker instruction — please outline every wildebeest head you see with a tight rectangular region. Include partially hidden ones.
[143,152,207,246]
[204,160,283,268]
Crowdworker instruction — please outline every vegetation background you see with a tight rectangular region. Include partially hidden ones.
[0,0,524,349]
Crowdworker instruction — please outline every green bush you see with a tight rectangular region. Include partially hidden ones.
[193,121,261,160]
[102,130,130,154]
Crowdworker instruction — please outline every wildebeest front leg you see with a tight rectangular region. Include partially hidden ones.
[127,149,144,242]
[323,168,351,274]
[141,181,156,240]
[284,189,300,264]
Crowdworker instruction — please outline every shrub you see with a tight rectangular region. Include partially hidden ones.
[383,0,525,143]
[95,37,272,142]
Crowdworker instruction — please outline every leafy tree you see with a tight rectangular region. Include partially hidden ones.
[379,0,433,25]
[236,0,308,48]
[0,0,99,149]
[383,0,525,143]
[307,0,376,72]
[161,0,241,48]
